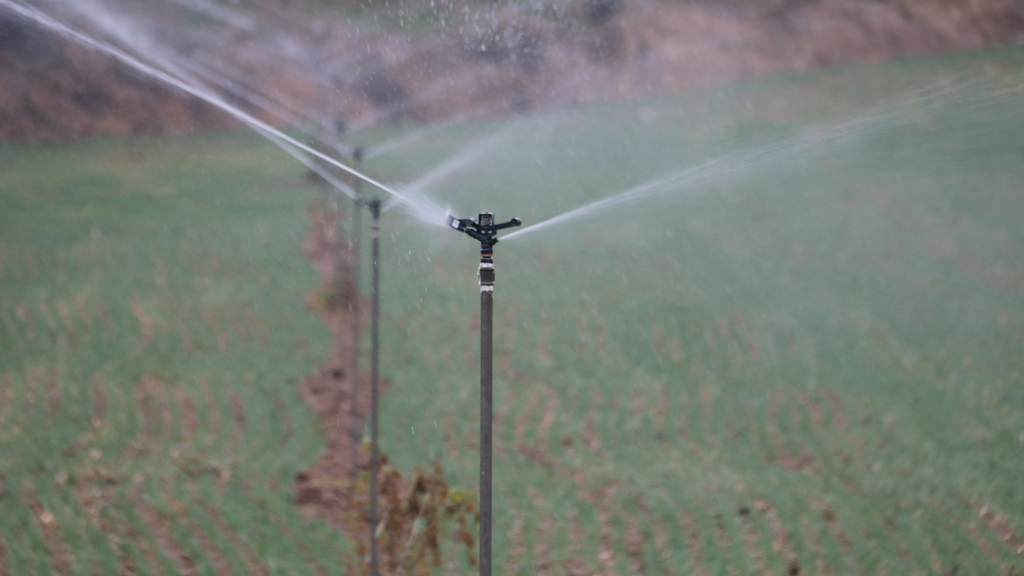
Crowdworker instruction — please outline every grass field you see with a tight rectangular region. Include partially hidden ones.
[2,44,1024,575]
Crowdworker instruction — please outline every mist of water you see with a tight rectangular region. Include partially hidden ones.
[0,0,451,223]
[505,72,1023,241]
[174,0,256,32]
[379,129,512,220]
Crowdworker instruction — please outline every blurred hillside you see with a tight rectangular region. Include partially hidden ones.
[1,0,1023,142]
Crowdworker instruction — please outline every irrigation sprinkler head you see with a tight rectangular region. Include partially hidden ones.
[447,212,522,291]
[446,212,522,261]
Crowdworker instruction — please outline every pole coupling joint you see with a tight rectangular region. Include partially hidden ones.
[479,261,495,291]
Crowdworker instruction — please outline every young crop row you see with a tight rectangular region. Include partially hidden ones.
[379,289,1024,575]
[0,185,359,575]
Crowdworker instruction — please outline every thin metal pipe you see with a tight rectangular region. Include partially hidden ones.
[479,286,494,576]
[369,198,382,576]
[349,150,363,486]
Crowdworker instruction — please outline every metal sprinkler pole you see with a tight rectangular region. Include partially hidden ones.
[369,198,382,576]
[479,264,494,576]
[445,212,521,576]
[349,147,363,486]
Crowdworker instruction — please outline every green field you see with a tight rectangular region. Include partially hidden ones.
[3,44,1024,575]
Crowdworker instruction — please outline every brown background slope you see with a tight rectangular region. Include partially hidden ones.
[1,0,1023,142]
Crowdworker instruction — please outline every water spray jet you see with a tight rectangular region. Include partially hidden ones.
[446,211,522,576]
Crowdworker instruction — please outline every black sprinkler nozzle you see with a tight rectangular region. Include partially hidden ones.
[447,212,522,261]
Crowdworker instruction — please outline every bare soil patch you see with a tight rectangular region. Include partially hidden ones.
[292,200,477,575]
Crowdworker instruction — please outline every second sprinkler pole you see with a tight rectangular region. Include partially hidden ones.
[335,145,383,576]
[447,212,522,576]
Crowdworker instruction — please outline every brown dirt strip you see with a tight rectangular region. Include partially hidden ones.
[623,517,646,576]
[618,494,673,576]
[800,515,836,576]
[595,487,618,575]
[127,376,169,459]
[73,481,143,576]
[271,391,294,450]
[564,507,590,576]
[504,511,527,575]
[965,520,1003,567]
[820,505,860,575]
[755,498,801,576]
[528,488,556,576]
[244,481,331,576]
[23,488,76,575]
[977,503,1024,557]
[173,503,235,576]
[738,504,772,576]
[710,506,745,576]
[765,393,814,473]
[937,499,1013,572]
[130,487,199,576]
[91,377,107,430]
[194,500,271,576]
[681,511,711,576]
